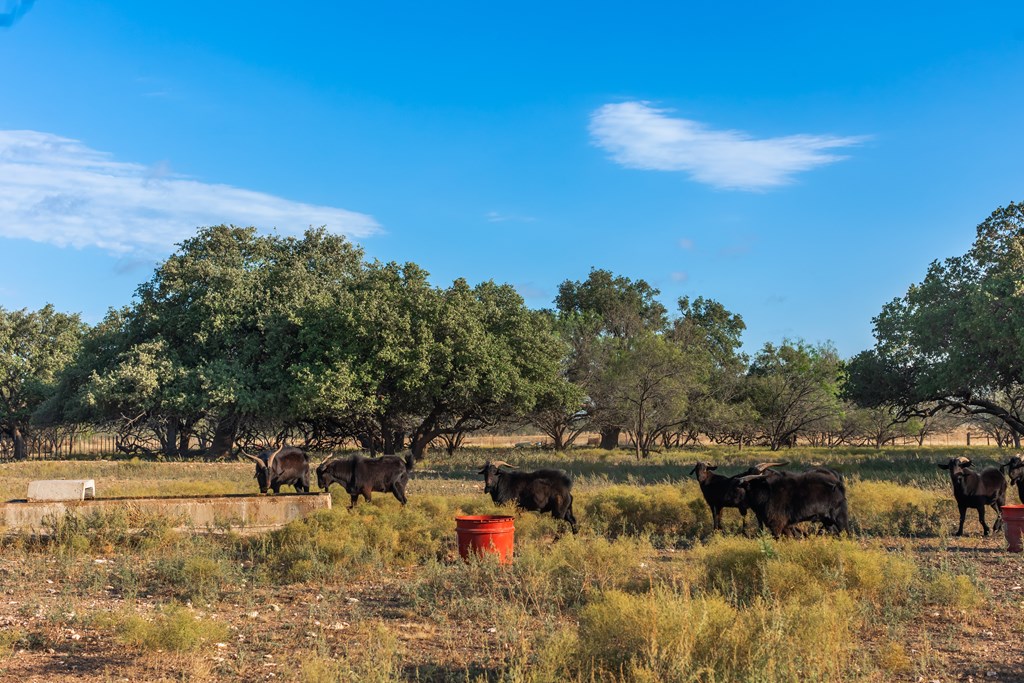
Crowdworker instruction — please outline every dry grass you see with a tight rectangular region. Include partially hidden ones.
[0,448,1019,681]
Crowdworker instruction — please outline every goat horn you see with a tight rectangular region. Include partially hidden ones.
[238,450,266,468]
[263,444,285,472]
[751,461,788,473]
[318,451,342,469]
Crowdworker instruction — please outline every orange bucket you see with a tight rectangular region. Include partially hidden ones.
[455,515,515,564]
[1002,505,1024,553]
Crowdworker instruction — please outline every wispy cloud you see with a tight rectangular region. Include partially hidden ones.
[678,238,694,250]
[590,101,866,191]
[486,211,536,223]
[0,130,381,254]
[670,271,689,283]
[0,0,34,28]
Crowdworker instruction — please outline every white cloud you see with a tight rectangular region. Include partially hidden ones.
[589,102,866,191]
[678,238,694,250]
[486,210,536,223]
[0,130,381,254]
[670,271,689,283]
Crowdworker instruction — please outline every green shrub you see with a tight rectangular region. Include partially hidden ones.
[103,604,228,652]
[692,536,919,610]
[923,571,985,610]
[152,549,240,602]
[564,587,857,682]
[415,534,655,620]
[42,508,181,554]
[847,480,946,536]
[581,484,710,543]
[257,496,456,582]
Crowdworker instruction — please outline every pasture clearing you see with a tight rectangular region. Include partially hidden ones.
[0,447,1021,682]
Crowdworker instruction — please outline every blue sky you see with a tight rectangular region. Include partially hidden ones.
[2,1,1024,356]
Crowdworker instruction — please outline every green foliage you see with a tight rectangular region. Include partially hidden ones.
[555,268,668,339]
[0,304,84,458]
[56,226,565,457]
[603,332,707,458]
[863,202,1024,441]
[746,339,845,449]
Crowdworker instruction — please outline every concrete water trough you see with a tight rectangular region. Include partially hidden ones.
[0,491,332,534]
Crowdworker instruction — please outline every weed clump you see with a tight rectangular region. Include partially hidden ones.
[256,496,456,582]
[559,587,856,682]
[42,509,180,554]
[581,484,710,543]
[103,604,228,652]
[847,480,946,536]
[300,623,402,683]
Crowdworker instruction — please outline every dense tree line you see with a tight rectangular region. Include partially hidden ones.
[7,205,1024,460]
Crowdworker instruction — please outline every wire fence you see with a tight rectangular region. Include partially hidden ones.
[0,428,1007,461]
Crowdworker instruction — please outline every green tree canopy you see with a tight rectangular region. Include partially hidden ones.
[554,268,668,449]
[0,304,84,459]
[746,340,845,451]
[859,202,1024,446]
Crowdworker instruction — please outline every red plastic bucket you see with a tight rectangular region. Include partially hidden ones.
[1002,505,1024,553]
[455,515,515,564]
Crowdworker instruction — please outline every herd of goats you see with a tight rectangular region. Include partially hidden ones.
[240,447,1024,539]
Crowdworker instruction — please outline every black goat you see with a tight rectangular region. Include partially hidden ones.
[316,453,414,509]
[689,461,788,531]
[1002,455,1024,504]
[240,446,310,494]
[735,467,849,539]
[938,456,1006,536]
[478,460,578,533]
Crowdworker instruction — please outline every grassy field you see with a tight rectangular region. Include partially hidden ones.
[0,446,1021,682]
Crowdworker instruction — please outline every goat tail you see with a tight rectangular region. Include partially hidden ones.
[405,452,415,472]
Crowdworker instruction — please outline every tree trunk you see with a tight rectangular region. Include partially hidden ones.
[163,420,179,458]
[381,430,405,454]
[1015,431,1021,449]
[178,427,192,457]
[12,426,27,461]
[207,412,240,459]
[410,431,433,460]
[383,429,398,455]
[599,426,620,450]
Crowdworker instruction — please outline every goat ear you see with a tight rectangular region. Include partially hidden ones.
[707,465,718,471]
[937,463,950,470]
